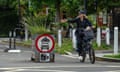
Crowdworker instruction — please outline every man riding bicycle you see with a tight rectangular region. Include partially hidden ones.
[61,10,93,56]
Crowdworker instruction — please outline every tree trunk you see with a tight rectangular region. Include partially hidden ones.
[6,0,10,7]
[55,0,61,22]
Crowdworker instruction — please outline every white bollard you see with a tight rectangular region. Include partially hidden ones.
[96,27,101,47]
[72,29,77,49]
[106,28,110,45]
[69,29,72,38]
[114,27,118,54]
[25,28,28,41]
[13,31,16,37]
[58,30,62,47]
[9,31,12,37]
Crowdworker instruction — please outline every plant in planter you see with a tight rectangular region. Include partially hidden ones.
[23,14,53,35]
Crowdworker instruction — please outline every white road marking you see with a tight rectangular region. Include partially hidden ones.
[0,65,119,70]
[62,55,78,59]
[62,54,89,59]
[23,69,74,72]
[8,50,21,53]
[4,69,25,72]
[0,67,75,72]
[106,70,120,72]
[0,65,119,72]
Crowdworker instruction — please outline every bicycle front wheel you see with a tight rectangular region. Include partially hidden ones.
[89,47,95,64]
[79,51,86,63]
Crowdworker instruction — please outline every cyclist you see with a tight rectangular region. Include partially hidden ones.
[61,10,92,56]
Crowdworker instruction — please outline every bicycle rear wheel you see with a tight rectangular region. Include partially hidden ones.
[89,47,95,64]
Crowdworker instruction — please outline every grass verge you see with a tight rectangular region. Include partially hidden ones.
[92,40,112,50]
[104,54,120,59]
[55,38,74,54]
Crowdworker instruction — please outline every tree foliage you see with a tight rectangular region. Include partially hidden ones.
[1,0,120,19]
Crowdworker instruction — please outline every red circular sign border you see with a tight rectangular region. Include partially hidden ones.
[35,34,55,53]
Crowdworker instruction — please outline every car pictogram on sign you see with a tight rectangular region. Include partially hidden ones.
[35,34,55,53]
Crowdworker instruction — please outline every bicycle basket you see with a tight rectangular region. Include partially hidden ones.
[84,30,94,39]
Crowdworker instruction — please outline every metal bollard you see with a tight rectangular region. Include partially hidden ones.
[9,31,12,49]
[114,27,118,54]
[72,29,76,49]
[106,28,110,45]
[13,31,16,49]
[58,30,62,47]
[96,27,101,47]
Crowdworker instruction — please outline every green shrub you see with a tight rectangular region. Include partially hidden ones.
[104,54,120,58]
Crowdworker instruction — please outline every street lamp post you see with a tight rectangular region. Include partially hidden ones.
[84,0,87,14]
[18,0,21,25]
[24,0,32,41]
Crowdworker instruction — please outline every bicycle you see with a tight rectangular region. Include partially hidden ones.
[78,29,95,64]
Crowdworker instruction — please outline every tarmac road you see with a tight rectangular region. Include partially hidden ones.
[0,43,120,72]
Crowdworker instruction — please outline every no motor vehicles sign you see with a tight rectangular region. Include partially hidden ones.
[35,34,55,53]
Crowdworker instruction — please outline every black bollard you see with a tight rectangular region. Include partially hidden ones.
[4,31,12,52]
[9,31,12,49]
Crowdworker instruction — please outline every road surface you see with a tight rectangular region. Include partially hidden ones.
[0,43,119,72]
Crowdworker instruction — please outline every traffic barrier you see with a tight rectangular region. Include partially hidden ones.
[4,30,21,53]
[31,34,55,63]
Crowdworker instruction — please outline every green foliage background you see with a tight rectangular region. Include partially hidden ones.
[0,0,120,36]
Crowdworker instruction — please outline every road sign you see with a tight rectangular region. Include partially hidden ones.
[35,34,55,53]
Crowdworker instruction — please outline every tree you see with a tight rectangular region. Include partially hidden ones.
[61,0,83,17]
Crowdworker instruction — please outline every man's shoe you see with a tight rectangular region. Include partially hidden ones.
[78,56,82,60]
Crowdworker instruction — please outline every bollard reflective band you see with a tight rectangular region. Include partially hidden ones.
[35,34,55,53]
[114,27,118,30]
